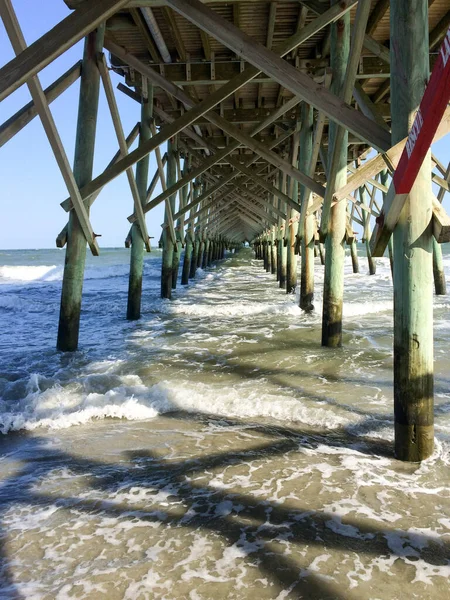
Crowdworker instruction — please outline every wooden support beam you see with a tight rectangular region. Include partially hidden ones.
[165,0,390,150]
[300,103,315,311]
[161,7,187,61]
[151,123,177,245]
[56,122,140,248]
[146,152,167,200]
[62,40,253,211]
[258,1,277,107]
[129,7,161,63]
[321,1,349,348]
[390,0,433,462]
[370,27,450,257]
[0,0,100,255]
[98,54,150,252]
[0,0,128,102]
[352,81,390,131]
[0,61,81,147]
[55,23,105,352]
[366,0,390,35]
[127,83,153,320]
[298,71,331,237]
[429,9,450,50]
[161,138,177,298]
[319,0,372,239]
[134,99,302,219]
[61,1,355,210]
[307,104,450,213]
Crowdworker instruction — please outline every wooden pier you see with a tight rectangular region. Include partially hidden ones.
[1,0,450,462]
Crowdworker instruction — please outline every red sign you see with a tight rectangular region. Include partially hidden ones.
[393,26,450,194]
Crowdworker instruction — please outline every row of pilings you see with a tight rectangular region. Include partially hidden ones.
[55,26,235,353]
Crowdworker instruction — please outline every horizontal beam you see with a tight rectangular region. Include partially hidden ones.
[112,53,389,86]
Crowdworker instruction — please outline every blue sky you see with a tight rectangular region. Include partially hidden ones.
[0,1,449,249]
[0,0,165,249]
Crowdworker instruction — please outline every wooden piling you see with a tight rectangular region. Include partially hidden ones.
[197,234,205,268]
[360,185,376,275]
[263,234,269,271]
[207,237,214,265]
[161,138,177,298]
[286,172,299,293]
[278,173,287,288]
[202,238,210,269]
[321,6,349,347]
[300,103,315,312]
[319,242,325,265]
[380,170,394,278]
[172,237,181,289]
[267,238,272,273]
[432,238,447,295]
[126,84,153,319]
[57,26,104,351]
[181,228,193,285]
[271,227,277,275]
[172,160,184,289]
[391,0,433,461]
[350,240,359,274]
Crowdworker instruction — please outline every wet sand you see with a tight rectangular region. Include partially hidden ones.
[0,413,449,599]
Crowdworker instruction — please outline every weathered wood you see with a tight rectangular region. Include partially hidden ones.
[360,184,376,275]
[129,7,160,63]
[55,26,104,351]
[127,83,153,320]
[277,173,288,289]
[202,238,210,269]
[56,122,140,248]
[161,138,177,298]
[298,74,331,239]
[286,131,300,294]
[271,224,277,275]
[308,105,450,218]
[0,0,128,102]
[1,0,100,255]
[371,21,450,257]
[432,196,450,244]
[432,237,447,295]
[300,103,315,312]
[166,0,390,151]
[321,1,349,348]
[0,61,81,147]
[350,237,359,273]
[139,98,302,220]
[319,0,372,239]
[110,41,326,199]
[391,0,433,462]
[366,0,390,35]
[98,54,150,252]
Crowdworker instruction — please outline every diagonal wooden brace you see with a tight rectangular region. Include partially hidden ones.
[97,53,151,252]
[0,0,100,255]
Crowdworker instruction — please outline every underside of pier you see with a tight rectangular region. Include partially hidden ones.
[1,0,450,461]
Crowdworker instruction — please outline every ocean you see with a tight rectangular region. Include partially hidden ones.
[0,245,449,599]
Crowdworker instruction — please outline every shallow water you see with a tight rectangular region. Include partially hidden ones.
[0,246,449,599]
